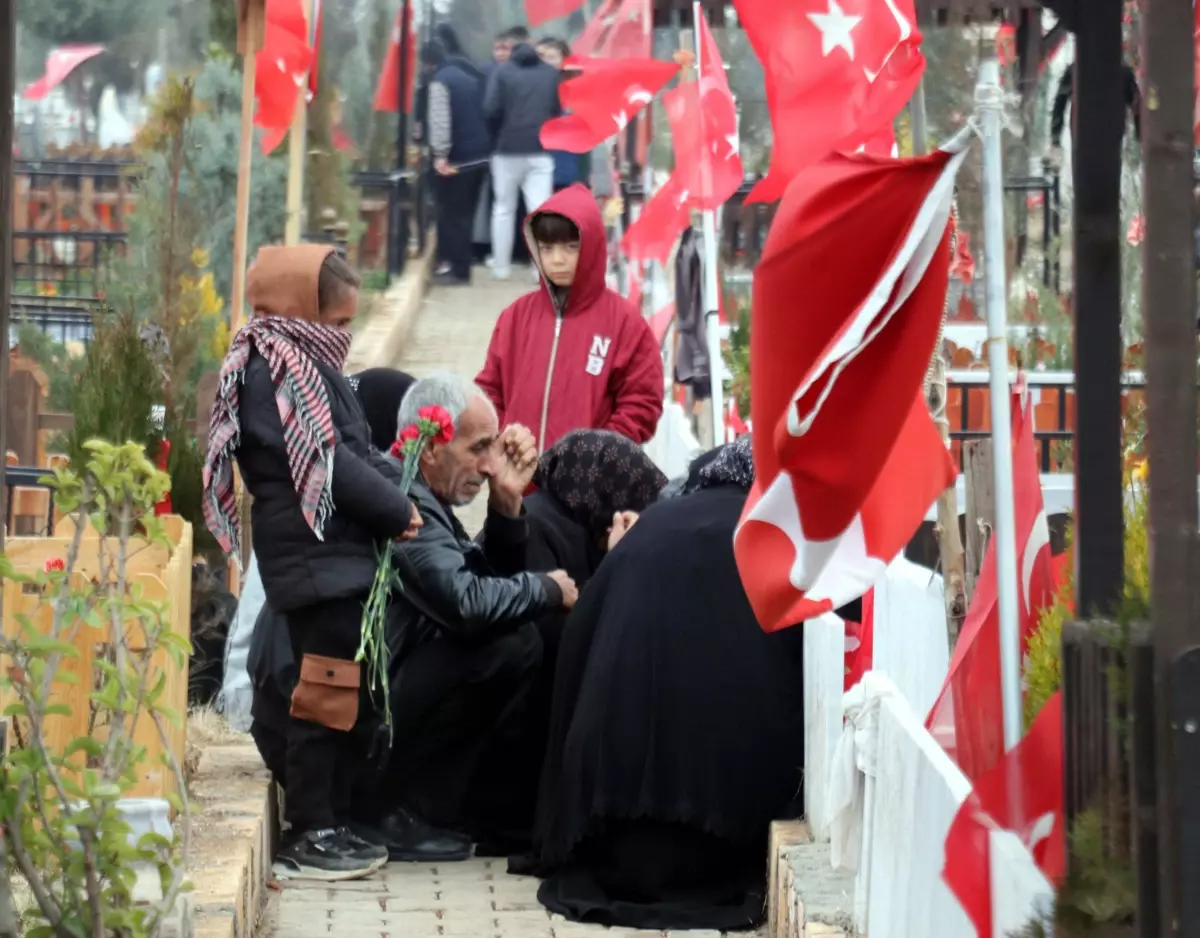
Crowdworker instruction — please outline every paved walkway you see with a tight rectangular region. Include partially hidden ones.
[257,270,759,938]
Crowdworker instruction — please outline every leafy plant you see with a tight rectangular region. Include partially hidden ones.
[0,440,192,937]
[66,307,163,472]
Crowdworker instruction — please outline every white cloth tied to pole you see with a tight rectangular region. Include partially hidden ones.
[826,671,899,872]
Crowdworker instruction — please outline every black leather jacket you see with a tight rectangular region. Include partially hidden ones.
[388,479,562,663]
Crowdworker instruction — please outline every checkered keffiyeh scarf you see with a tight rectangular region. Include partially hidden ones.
[202,316,353,560]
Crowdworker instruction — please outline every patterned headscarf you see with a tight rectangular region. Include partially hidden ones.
[203,316,352,560]
[678,435,755,496]
[533,430,668,542]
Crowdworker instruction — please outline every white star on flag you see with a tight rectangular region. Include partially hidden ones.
[807,0,863,60]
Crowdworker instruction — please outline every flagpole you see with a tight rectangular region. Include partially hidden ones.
[284,0,315,245]
[692,0,726,446]
[231,0,265,333]
[977,53,1022,751]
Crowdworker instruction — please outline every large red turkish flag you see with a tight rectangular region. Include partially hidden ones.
[374,3,417,114]
[733,0,924,203]
[23,45,106,101]
[943,691,1066,938]
[574,0,652,59]
[733,141,967,632]
[662,17,744,211]
[255,0,315,154]
[540,56,678,154]
[925,378,1055,783]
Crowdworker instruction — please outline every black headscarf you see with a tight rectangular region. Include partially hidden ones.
[348,368,417,452]
[533,430,668,543]
[670,436,755,497]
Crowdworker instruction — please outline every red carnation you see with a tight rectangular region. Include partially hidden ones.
[43,557,65,573]
[417,405,455,445]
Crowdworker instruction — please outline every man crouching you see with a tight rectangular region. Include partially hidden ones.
[373,372,577,855]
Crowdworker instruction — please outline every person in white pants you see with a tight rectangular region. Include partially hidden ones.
[483,34,562,280]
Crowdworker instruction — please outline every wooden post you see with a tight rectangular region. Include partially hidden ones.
[284,0,315,245]
[232,0,267,333]
[1140,0,1199,929]
[962,438,995,595]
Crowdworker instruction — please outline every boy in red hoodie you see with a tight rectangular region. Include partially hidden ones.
[476,184,664,451]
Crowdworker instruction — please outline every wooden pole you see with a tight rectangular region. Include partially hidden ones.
[284,0,315,245]
[963,438,995,596]
[231,0,266,333]
[1141,0,1199,928]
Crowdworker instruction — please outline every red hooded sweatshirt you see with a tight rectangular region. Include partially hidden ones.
[476,184,664,451]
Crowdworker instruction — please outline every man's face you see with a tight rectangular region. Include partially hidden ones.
[494,39,513,63]
[537,241,581,288]
[420,395,501,506]
[537,43,564,69]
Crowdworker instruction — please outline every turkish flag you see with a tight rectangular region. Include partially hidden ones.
[527,0,587,27]
[649,303,675,346]
[626,262,644,312]
[734,0,925,203]
[925,378,1054,783]
[943,691,1066,938]
[309,0,323,97]
[23,45,106,101]
[574,0,652,59]
[541,56,679,154]
[732,142,966,632]
[374,3,417,114]
[254,0,315,154]
[662,17,744,210]
[620,174,691,264]
[843,587,874,690]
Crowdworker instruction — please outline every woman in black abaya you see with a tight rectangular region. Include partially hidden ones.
[530,437,807,931]
[469,429,667,853]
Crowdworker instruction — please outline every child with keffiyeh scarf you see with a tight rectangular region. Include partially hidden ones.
[202,244,427,882]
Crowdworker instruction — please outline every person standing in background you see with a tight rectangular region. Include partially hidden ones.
[425,39,492,286]
[484,31,562,280]
[536,38,591,194]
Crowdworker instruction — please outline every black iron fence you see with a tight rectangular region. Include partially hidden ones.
[13,230,124,302]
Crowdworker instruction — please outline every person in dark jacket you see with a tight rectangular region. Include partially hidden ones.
[1047,60,1141,166]
[203,245,423,881]
[528,438,809,931]
[382,372,579,835]
[467,429,667,853]
[345,367,417,452]
[425,38,493,286]
[414,24,486,146]
[484,36,562,279]
[536,38,590,192]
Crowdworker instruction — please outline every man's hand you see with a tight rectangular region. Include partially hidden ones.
[547,569,578,609]
[606,511,639,552]
[434,157,454,175]
[396,503,423,541]
[489,424,538,517]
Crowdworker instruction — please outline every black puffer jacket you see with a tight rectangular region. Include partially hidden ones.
[388,478,562,663]
[236,352,415,613]
[483,43,563,155]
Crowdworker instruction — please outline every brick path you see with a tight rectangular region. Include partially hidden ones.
[257,272,760,938]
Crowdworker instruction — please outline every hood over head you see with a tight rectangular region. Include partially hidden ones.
[525,183,607,313]
[510,43,543,67]
[245,243,335,322]
[349,368,418,451]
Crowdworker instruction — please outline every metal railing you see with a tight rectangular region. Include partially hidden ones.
[11,298,97,346]
[4,467,57,537]
[13,229,124,301]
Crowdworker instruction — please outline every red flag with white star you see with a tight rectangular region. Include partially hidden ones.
[374,3,417,113]
[733,0,925,203]
[255,0,314,154]
[925,378,1054,783]
[620,174,692,264]
[943,691,1066,938]
[540,56,679,154]
[733,140,967,631]
[662,16,743,211]
[574,0,652,59]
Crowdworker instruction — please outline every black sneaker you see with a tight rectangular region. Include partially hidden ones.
[432,271,470,287]
[381,808,473,863]
[273,828,387,881]
[336,825,389,863]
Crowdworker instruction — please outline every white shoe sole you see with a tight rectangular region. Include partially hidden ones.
[272,852,388,882]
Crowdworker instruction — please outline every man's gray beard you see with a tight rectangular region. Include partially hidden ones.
[447,480,486,508]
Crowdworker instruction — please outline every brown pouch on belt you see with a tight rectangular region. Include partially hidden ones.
[290,654,361,732]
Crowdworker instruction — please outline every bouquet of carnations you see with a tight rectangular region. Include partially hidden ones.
[356,404,455,734]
